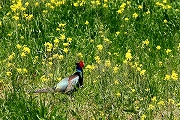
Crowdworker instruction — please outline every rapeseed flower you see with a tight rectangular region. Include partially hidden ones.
[94,56,101,63]
[157,100,165,106]
[166,49,172,55]
[151,96,157,102]
[168,99,175,104]
[141,114,146,120]
[63,48,68,53]
[6,72,12,76]
[133,13,138,18]
[60,34,65,40]
[140,70,146,75]
[105,60,111,67]
[164,74,171,80]
[148,104,155,110]
[114,80,119,85]
[23,46,30,54]
[97,44,103,51]
[146,10,150,14]
[125,49,132,61]
[44,42,53,52]
[85,20,89,25]
[124,17,129,21]
[164,19,168,23]
[113,66,119,73]
[67,38,72,43]
[156,45,161,50]
[63,43,69,47]
[138,5,143,9]
[58,55,64,60]
[8,52,15,60]
[41,75,49,82]
[116,31,120,35]
[77,52,83,58]
[116,92,121,97]
[171,70,178,80]
[143,39,149,46]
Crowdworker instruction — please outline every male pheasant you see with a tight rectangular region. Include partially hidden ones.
[33,60,84,93]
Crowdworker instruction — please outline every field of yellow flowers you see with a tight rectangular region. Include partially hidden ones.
[0,0,180,119]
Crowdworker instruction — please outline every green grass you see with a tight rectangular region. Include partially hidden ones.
[0,0,180,119]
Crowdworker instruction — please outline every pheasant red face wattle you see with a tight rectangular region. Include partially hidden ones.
[79,60,84,68]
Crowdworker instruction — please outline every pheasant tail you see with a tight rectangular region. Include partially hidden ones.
[33,88,54,93]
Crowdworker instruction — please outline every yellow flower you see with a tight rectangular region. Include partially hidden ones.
[140,70,146,75]
[156,45,161,50]
[63,43,69,47]
[138,5,143,9]
[133,13,138,18]
[85,20,89,25]
[125,49,132,61]
[21,52,26,57]
[116,31,120,35]
[58,55,64,60]
[52,54,58,59]
[97,44,103,51]
[168,99,175,104]
[16,68,22,73]
[48,62,53,66]
[6,71,12,76]
[73,2,78,7]
[67,38,72,43]
[131,89,135,92]
[114,80,119,85]
[178,43,180,49]
[166,49,172,55]
[8,52,15,60]
[35,2,39,6]
[105,60,111,67]
[143,39,149,46]
[164,74,171,80]
[151,96,157,102]
[60,34,65,40]
[77,52,83,58]
[164,19,168,23]
[163,0,167,3]
[157,100,165,106]
[85,64,95,71]
[146,10,150,14]
[63,48,68,53]
[94,56,101,63]
[23,68,28,73]
[23,46,30,54]
[113,66,119,73]
[137,67,141,71]
[12,15,19,20]
[41,75,49,82]
[54,38,59,44]
[159,61,162,66]
[0,21,2,26]
[59,23,66,27]
[25,2,29,6]
[148,104,155,110]
[124,17,129,21]
[141,114,146,120]
[171,70,178,80]
[44,42,53,52]
[116,92,121,97]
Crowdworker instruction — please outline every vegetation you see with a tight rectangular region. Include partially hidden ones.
[0,0,180,119]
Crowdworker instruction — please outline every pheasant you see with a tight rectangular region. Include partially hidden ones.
[33,60,84,93]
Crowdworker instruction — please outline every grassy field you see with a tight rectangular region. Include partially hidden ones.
[0,0,180,119]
